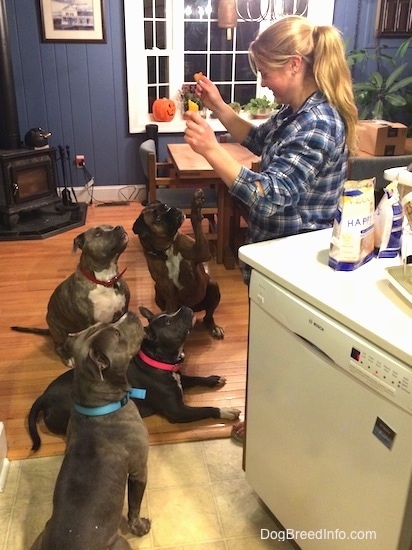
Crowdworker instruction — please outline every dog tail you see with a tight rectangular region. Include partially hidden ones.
[10,326,50,336]
[28,395,45,451]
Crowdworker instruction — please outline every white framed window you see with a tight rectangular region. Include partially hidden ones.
[124,0,334,133]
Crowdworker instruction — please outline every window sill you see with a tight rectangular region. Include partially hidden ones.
[131,111,265,134]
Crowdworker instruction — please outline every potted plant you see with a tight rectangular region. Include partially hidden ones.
[228,101,242,113]
[347,37,412,121]
[242,95,278,118]
[178,84,204,113]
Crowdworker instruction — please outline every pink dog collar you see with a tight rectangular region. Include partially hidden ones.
[138,350,180,372]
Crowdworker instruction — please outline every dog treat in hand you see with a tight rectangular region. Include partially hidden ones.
[194,72,203,83]
[188,99,199,112]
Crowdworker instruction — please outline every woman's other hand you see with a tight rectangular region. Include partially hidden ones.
[183,111,218,156]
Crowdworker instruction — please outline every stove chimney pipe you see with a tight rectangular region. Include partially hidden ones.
[0,0,21,149]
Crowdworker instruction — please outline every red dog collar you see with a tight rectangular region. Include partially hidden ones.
[138,350,180,372]
[80,267,127,288]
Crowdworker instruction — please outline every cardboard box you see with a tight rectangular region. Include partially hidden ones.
[357,120,407,156]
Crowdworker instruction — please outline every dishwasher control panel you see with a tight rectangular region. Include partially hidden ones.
[249,269,412,414]
[349,346,411,402]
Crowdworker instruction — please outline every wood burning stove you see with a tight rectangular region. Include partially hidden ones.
[0,147,59,228]
[0,1,60,229]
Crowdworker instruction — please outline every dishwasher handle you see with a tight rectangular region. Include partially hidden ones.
[294,332,334,364]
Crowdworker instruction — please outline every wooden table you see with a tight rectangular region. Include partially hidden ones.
[167,142,260,268]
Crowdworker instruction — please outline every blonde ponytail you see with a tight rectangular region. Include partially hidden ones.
[312,25,358,155]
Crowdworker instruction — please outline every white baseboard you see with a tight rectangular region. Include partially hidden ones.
[0,422,9,492]
[60,185,147,204]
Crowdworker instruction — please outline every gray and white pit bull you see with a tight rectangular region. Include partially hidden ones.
[12,225,130,365]
[30,312,150,550]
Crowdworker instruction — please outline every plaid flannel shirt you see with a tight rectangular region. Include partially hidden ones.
[230,92,348,284]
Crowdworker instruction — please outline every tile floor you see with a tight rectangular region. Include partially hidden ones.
[0,438,295,549]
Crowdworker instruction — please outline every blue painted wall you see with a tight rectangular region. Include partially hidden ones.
[4,0,411,187]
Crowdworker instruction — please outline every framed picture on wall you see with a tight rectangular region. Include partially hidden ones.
[39,0,106,43]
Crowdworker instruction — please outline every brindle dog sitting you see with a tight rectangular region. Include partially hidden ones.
[132,189,224,338]
[11,225,130,365]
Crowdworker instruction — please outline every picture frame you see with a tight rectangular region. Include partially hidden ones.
[39,0,106,43]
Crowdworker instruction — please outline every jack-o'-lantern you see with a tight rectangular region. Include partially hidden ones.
[152,98,176,122]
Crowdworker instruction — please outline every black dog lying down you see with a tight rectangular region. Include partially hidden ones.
[30,312,150,549]
[29,306,240,450]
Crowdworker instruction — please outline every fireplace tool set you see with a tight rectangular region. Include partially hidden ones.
[56,144,79,211]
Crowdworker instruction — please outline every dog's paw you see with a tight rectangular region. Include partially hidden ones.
[207,375,226,388]
[192,189,205,218]
[219,407,241,420]
[129,517,151,537]
[203,319,225,339]
[211,325,225,339]
[193,188,205,206]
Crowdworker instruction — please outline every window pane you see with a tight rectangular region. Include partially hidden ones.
[155,0,166,18]
[148,57,156,84]
[210,54,233,81]
[216,84,232,104]
[156,21,166,48]
[159,85,169,97]
[143,0,153,18]
[210,21,234,52]
[144,21,153,49]
[184,54,207,81]
[148,88,157,111]
[236,21,260,50]
[235,84,257,105]
[284,0,309,16]
[159,57,169,82]
[184,0,212,19]
[236,0,265,20]
[235,53,255,80]
[185,22,209,51]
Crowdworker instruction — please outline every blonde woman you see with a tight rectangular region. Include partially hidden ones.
[185,15,358,280]
[184,15,358,442]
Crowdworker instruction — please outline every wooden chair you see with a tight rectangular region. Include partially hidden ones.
[139,139,219,245]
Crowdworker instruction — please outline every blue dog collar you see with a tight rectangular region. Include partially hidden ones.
[73,387,146,417]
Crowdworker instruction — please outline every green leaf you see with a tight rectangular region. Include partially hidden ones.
[353,82,377,92]
[371,100,384,119]
[369,72,383,87]
[385,93,407,107]
[396,37,412,59]
[387,76,412,94]
[385,63,408,89]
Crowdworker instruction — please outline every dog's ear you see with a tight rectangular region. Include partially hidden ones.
[139,306,155,321]
[73,232,86,253]
[132,214,151,237]
[89,347,110,381]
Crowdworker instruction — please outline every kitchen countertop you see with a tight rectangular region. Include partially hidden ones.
[239,229,411,366]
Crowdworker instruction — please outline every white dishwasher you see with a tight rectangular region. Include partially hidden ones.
[239,229,412,550]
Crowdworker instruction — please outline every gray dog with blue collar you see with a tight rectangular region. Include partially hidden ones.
[30,312,150,550]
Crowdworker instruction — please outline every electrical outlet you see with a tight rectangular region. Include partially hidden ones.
[75,154,85,168]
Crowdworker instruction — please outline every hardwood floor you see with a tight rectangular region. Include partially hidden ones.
[0,202,249,460]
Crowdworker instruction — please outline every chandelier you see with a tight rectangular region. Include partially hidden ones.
[218,0,308,31]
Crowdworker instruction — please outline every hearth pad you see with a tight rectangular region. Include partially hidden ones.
[0,202,87,241]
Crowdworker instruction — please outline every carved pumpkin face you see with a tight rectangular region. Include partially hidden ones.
[152,98,176,122]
